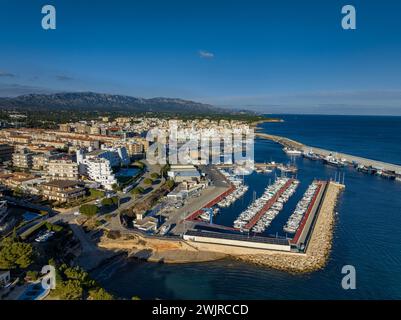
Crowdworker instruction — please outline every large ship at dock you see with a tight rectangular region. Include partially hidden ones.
[323,155,347,167]
[302,150,321,161]
[283,147,302,155]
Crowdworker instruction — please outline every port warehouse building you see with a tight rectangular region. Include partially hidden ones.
[183,181,329,253]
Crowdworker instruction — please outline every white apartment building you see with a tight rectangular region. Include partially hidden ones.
[116,147,130,166]
[47,159,79,180]
[12,148,33,169]
[83,158,117,190]
[86,149,120,167]
[96,146,130,166]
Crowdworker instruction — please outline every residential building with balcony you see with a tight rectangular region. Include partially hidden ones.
[47,159,79,180]
[83,158,117,190]
[12,148,33,169]
[0,144,14,163]
[41,180,85,203]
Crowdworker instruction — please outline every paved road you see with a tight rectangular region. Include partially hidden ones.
[200,165,230,187]
[169,185,228,235]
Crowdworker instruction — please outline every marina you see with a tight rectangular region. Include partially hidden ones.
[96,116,401,299]
[233,177,299,232]
[216,185,249,208]
[283,181,322,234]
[184,160,337,255]
[216,169,249,207]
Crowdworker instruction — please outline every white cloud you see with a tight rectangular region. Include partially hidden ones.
[198,50,214,59]
[0,71,15,77]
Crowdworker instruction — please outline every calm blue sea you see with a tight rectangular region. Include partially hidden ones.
[94,115,401,300]
[261,114,401,165]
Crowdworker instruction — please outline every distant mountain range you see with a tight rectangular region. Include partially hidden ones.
[0,92,240,115]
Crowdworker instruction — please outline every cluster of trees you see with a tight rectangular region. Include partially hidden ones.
[25,270,40,281]
[45,222,63,233]
[131,186,145,195]
[101,196,119,207]
[1,105,266,130]
[0,234,34,269]
[79,204,99,217]
[160,164,170,178]
[150,172,160,180]
[89,189,105,199]
[165,179,175,190]
[143,178,153,185]
[50,264,115,300]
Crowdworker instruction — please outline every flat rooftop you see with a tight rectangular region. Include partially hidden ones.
[185,229,290,246]
[42,180,81,188]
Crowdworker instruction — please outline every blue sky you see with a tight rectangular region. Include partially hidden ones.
[1,0,401,114]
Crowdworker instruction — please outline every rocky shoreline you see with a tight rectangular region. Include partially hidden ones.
[97,182,343,273]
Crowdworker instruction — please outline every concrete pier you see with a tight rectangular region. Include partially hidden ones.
[256,133,401,173]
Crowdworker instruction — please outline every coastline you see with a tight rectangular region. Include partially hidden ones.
[97,181,343,273]
[250,118,284,128]
[92,124,354,274]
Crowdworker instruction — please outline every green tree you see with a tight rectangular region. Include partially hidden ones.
[39,210,48,216]
[45,222,63,232]
[25,270,39,281]
[51,280,83,300]
[79,204,99,217]
[88,288,114,300]
[150,172,160,179]
[131,186,144,195]
[166,179,175,190]
[0,237,34,269]
[143,178,153,185]
[101,196,118,206]
[101,198,113,206]
[89,189,105,198]
[63,267,89,283]
[13,187,23,197]
[160,164,170,177]
[48,258,56,266]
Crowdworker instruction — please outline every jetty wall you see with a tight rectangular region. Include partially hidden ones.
[256,132,401,173]
[99,182,344,272]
